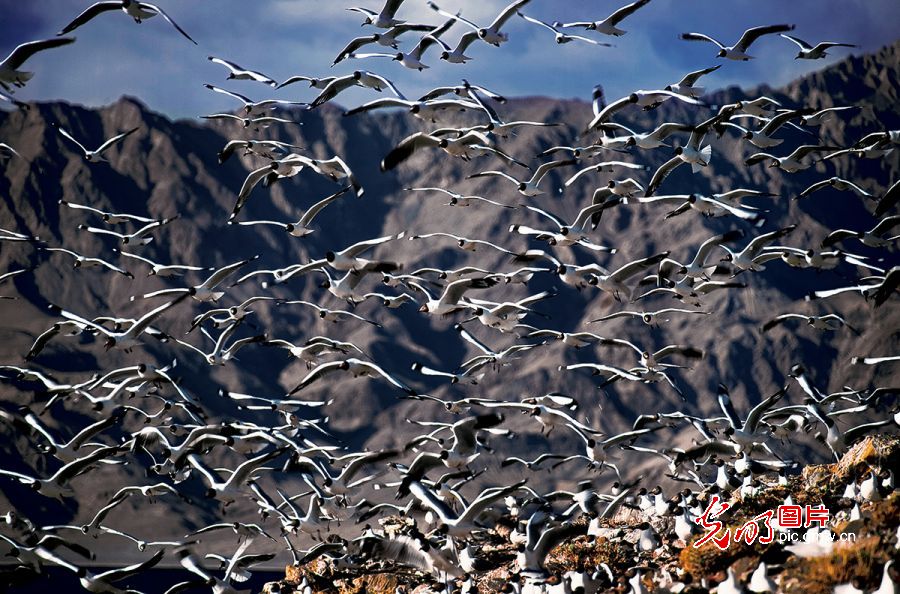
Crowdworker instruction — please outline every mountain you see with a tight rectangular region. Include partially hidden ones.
[0,40,898,565]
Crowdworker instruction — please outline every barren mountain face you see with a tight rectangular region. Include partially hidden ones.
[0,38,897,574]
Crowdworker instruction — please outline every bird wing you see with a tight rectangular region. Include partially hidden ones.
[289,360,346,393]
[875,179,900,218]
[57,2,121,35]
[569,203,611,230]
[607,0,652,24]
[609,252,669,283]
[408,480,456,522]
[310,75,357,107]
[734,24,794,52]
[820,229,859,247]
[298,186,352,226]
[680,32,725,49]
[5,37,77,70]
[531,158,576,185]
[333,35,378,65]
[645,156,684,197]
[381,132,441,171]
[490,0,532,31]
[95,126,139,154]
[96,549,165,582]
[200,256,258,290]
[523,204,566,228]
[694,229,744,265]
[233,165,274,219]
[761,314,803,332]
[203,83,251,104]
[678,64,721,86]
[585,94,634,130]
[780,34,811,50]
[744,224,796,257]
[518,12,558,34]
[52,123,88,154]
[51,444,121,484]
[343,97,414,116]
[457,480,525,524]
[341,232,404,257]
[744,386,786,433]
[466,170,519,185]
[229,447,285,485]
[141,2,198,44]
[716,386,742,430]
[454,30,481,53]
[871,215,900,236]
[797,179,831,198]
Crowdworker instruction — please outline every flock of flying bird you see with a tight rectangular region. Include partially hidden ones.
[1,0,899,593]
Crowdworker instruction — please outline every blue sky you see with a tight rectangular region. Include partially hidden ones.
[2,0,898,119]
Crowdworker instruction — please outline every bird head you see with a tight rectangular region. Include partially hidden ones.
[438,138,449,149]
[517,182,527,192]
[674,146,684,156]
[717,49,727,58]
[104,337,116,351]
[642,313,652,324]
[392,52,404,61]
[440,50,450,61]
[418,303,428,313]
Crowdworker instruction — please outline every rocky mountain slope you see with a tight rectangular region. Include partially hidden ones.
[0,37,898,571]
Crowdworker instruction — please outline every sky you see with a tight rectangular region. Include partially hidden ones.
[1,0,899,119]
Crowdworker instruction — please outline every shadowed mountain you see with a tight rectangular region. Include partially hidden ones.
[0,40,898,561]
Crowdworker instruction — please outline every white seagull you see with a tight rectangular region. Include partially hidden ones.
[0,37,76,93]
[680,24,795,60]
[780,34,856,60]
[51,123,139,163]
[58,1,197,44]
[556,0,652,37]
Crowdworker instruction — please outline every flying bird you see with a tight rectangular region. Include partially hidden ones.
[0,38,76,93]
[680,24,795,60]
[555,0,652,37]
[208,56,277,86]
[51,123,139,163]
[58,1,197,44]
[780,34,856,59]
